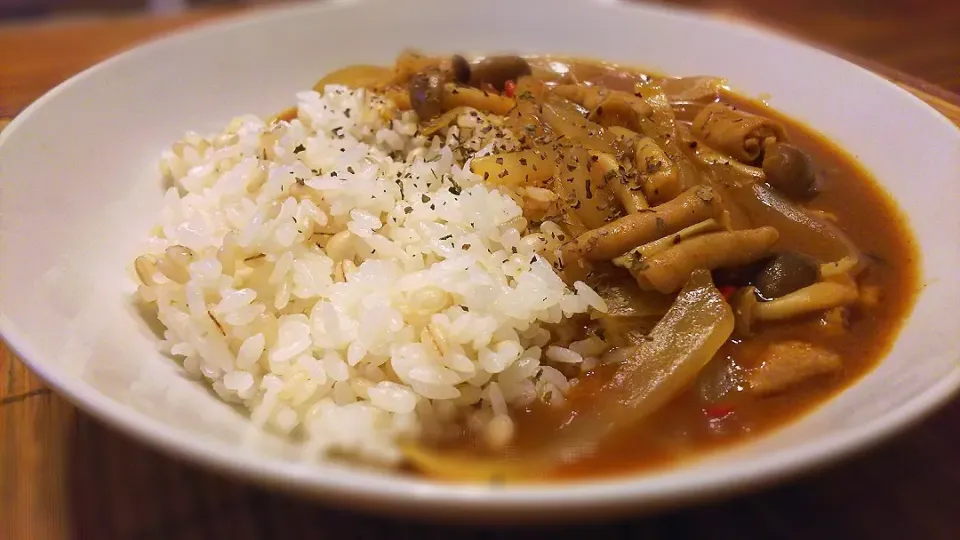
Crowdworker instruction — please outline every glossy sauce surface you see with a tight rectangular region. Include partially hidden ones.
[455,58,919,480]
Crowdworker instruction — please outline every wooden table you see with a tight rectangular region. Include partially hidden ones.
[2,3,959,539]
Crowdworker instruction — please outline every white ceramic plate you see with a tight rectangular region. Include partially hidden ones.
[2,0,959,521]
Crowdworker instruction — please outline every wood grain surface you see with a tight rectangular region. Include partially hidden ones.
[2,3,960,539]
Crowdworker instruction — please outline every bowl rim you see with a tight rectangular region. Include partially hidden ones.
[2,0,960,517]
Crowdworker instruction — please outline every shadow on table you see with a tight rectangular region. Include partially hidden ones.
[64,397,960,539]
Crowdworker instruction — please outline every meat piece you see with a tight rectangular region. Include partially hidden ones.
[748,341,842,396]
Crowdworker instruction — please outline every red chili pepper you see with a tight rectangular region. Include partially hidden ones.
[504,80,517,98]
[718,285,738,300]
[704,403,735,419]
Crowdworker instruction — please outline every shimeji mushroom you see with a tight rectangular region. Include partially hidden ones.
[587,91,654,133]
[691,102,786,163]
[634,137,682,203]
[613,218,724,269]
[588,150,650,214]
[630,226,780,294]
[562,185,722,262]
[732,279,859,336]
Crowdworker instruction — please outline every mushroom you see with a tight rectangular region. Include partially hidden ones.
[691,102,786,163]
[588,91,654,133]
[732,286,760,336]
[562,185,722,262]
[755,251,821,299]
[469,55,532,91]
[408,71,447,121]
[312,64,395,92]
[634,137,681,204]
[761,142,820,200]
[440,83,516,115]
[552,84,607,110]
[754,281,858,322]
[631,226,780,294]
[588,150,649,213]
[682,129,766,187]
[732,280,859,336]
[451,54,471,84]
[614,218,723,270]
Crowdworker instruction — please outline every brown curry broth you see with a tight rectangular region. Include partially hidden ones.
[459,59,918,480]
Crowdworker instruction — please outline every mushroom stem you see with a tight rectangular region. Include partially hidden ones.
[589,150,649,213]
[634,137,681,203]
[754,281,858,322]
[441,83,515,115]
[820,256,860,278]
[614,218,723,268]
[633,226,780,293]
[691,102,786,163]
[563,185,721,263]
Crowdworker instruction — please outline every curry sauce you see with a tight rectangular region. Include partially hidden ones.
[310,53,920,481]
[505,60,919,479]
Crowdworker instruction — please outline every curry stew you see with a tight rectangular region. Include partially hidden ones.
[309,53,918,481]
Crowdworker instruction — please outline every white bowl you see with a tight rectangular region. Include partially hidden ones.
[2,0,959,521]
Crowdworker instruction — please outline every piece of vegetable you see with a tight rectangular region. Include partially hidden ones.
[594,278,674,347]
[553,145,620,229]
[565,269,734,436]
[705,403,735,418]
[820,256,860,278]
[504,80,517,98]
[691,102,786,163]
[696,356,745,405]
[419,106,472,137]
[469,55,532,91]
[540,97,620,156]
[682,125,766,188]
[312,64,394,92]
[762,142,819,200]
[755,251,820,299]
[725,182,862,266]
[659,76,727,104]
[470,149,555,187]
[563,185,721,262]
[718,285,738,300]
[401,270,734,481]
[732,286,761,336]
[633,83,702,192]
[394,50,442,84]
[552,84,606,110]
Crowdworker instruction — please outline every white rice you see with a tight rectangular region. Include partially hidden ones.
[133,85,603,465]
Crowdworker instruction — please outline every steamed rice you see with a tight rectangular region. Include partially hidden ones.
[133,85,604,465]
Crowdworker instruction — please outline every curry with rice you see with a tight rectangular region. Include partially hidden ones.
[271,51,917,480]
